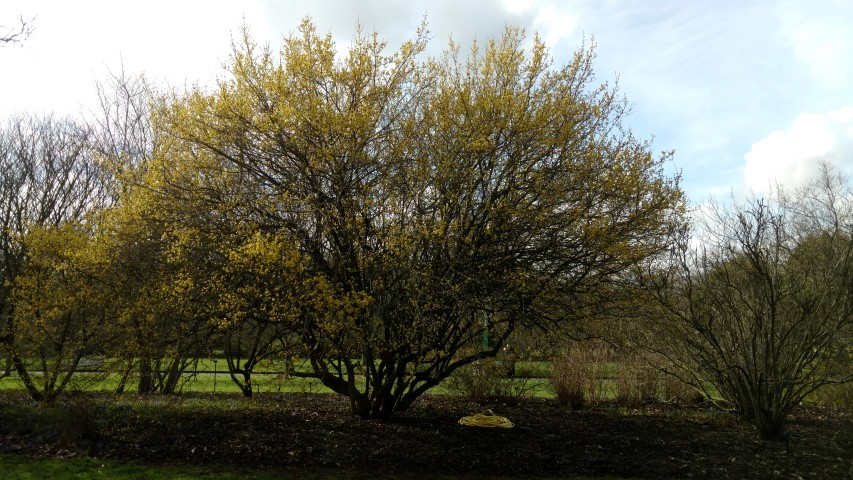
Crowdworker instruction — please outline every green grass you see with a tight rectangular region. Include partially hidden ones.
[0,358,555,398]
[0,372,555,398]
[0,454,333,479]
[0,454,631,480]
[0,373,334,395]
[514,361,552,378]
[188,358,314,374]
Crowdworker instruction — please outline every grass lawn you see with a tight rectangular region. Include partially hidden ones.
[0,359,556,398]
[0,454,418,480]
[0,453,636,480]
[0,372,334,395]
[0,454,282,480]
[0,373,555,398]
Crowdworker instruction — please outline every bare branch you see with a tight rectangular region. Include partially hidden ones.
[0,16,35,45]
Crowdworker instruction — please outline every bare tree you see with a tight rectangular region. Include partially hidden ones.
[638,163,853,440]
[90,68,155,174]
[1,16,34,45]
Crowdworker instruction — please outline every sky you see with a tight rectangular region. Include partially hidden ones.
[1,0,852,204]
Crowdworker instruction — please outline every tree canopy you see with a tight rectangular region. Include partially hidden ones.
[144,20,685,417]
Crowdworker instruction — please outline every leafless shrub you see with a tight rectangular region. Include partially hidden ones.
[636,163,853,439]
[551,340,613,408]
[614,354,659,406]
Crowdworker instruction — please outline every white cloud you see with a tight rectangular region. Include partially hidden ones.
[743,106,853,193]
[4,0,853,204]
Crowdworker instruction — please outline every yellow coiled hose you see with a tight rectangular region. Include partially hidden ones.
[458,409,514,428]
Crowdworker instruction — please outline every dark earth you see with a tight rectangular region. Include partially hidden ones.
[0,392,850,479]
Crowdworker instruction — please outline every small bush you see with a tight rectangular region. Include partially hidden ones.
[551,340,613,408]
[446,357,534,404]
[614,357,659,407]
[50,395,106,448]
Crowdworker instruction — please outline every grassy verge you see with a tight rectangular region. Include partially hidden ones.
[0,454,259,479]
[0,454,630,480]
[0,454,347,480]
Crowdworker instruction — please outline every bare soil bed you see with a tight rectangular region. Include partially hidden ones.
[0,392,850,479]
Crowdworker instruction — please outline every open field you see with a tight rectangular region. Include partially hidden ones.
[0,392,850,479]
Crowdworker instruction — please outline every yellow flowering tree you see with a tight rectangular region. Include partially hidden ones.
[9,224,115,401]
[0,115,110,401]
[91,162,224,394]
[155,20,686,417]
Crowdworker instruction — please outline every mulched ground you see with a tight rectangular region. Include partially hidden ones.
[0,392,850,479]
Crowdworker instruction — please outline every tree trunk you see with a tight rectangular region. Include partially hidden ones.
[231,370,253,398]
[114,361,133,394]
[756,415,788,441]
[162,357,184,394]
[10,350,43,401]
[138,357,153,393]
